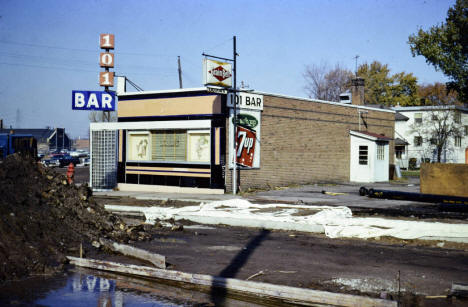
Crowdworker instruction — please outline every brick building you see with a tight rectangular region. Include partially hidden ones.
[89,78,395,192]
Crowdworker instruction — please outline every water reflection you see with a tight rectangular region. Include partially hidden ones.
[36,273,181,307]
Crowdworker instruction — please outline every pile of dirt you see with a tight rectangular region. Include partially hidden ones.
[0,154,151,283]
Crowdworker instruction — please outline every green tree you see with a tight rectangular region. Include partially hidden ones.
[408,0,468,102]
[357,61,418,106]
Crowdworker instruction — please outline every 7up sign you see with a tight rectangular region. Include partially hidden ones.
[203,59,232,88]
[236,126,256,168]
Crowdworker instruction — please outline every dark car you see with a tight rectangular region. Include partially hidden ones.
[57,154,80,167]
[43,154,80,168]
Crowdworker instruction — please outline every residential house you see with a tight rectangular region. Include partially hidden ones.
[392,105,468,168]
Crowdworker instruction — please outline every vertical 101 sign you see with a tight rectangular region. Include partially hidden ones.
[99,34,114,87]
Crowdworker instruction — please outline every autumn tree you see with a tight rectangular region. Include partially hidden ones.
[357,61,419,106]
[303,63,353,101]
[417,82,459,106]
[408,0,468,102]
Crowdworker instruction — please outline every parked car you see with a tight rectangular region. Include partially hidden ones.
[42,156,61,167]
[42,154,80,168]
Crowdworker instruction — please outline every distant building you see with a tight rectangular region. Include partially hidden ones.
[0,128,71,154]
[73,138,89,152]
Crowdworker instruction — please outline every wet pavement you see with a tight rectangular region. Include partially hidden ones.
[93,177,423,210]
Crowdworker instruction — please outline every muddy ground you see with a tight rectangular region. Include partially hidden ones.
[84,218,468,306]
[0,156,152,283]
[6,164,467,306]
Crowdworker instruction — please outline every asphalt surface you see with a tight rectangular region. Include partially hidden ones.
[52,167,468,305]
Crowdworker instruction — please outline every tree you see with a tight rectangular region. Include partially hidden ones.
[408,0,468,102]
[357,61,419,106]
[303,63,353,101]
[88,111,117,123]
[417,82,459,106]
[410,107,463,162]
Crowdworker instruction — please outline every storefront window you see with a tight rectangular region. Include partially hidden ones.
[187,131,210,162]
[128,132,150,161]
[127,129,210,163]
[152,130,186,161]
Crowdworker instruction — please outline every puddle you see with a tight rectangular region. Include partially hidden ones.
[0,269,268,306]
[37,273,182,307]
[0,272,187,306]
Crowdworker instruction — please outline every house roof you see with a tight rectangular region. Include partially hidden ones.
[395,138,409,145]
[392,105,468,112]
[395,112,409,121]
[350,130,393,142]
[0,128,70,143]
[0,128,55,141]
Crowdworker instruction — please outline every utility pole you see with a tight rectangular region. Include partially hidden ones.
[178,56,183,89]
[201,36,238,194]
[232,35,238,195]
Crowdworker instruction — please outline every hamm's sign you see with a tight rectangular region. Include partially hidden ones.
[227,92,263,111]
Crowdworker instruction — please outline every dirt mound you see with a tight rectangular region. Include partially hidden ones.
[0,154,150,282]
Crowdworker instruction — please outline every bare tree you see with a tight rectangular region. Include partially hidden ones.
[303,62,353,101]
[88,111,117,123]
[410,107,463,162]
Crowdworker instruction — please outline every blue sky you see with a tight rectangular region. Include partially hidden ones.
[0,0,455,138]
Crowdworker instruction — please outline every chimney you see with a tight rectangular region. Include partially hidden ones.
[351,77,365,106]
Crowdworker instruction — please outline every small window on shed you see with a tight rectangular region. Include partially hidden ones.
[359,145,368,165]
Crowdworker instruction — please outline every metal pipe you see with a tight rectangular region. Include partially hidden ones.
[365,188,468,205]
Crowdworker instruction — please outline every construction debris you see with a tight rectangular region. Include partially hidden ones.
[0,154,151,282]
[67,257,397,307]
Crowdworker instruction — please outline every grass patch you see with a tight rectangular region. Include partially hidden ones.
[401,170,420,178]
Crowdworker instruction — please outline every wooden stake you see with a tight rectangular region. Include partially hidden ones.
[99,238,166,269]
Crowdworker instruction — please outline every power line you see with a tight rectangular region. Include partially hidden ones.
[0,40,175,57]
[0,62,97,73]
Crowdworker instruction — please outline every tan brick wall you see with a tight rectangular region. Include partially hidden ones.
[225,94,395,192]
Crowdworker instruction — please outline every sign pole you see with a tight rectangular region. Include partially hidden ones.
[232,35,237,195]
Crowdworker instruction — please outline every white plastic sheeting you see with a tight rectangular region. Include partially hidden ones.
[105,199,468,242]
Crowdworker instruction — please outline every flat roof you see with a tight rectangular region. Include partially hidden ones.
[392,105,468,112]
[118,87,395,114]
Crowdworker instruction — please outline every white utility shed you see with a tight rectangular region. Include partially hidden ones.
[350,130,391,183]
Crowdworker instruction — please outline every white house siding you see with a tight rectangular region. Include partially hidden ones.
[393,106,468,167]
